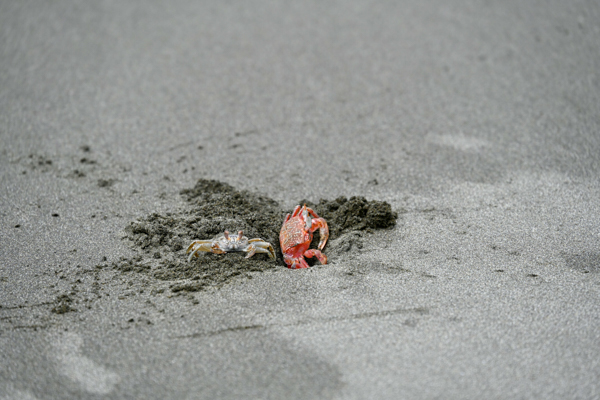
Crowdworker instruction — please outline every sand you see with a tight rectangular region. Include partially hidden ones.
[1,0,600,399]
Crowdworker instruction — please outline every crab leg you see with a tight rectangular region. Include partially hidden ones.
[284,254,310,269]
[291,205,302,217]
[186,240,226,261]
[246,239,275,259]
[304,249,327,265]
[186,240,212,261]
[282,206,299,226]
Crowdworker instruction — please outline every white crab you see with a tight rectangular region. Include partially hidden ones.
[186,230,275,262]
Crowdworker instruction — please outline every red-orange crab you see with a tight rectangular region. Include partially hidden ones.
[279,205,329,269]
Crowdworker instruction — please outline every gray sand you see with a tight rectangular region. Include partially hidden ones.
[1,0,599,399]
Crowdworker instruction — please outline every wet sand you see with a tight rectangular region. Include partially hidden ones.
[1,0,600,399]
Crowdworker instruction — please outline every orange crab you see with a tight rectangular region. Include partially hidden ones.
[279,205,329,269]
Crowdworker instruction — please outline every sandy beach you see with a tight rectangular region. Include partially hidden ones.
[1,0,600,398]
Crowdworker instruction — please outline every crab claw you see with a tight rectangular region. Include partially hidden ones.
[306,213,329,250]
[300,206,329,250]
[315,219,329,250]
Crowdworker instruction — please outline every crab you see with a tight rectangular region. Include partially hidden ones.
[279,205,329,269]
[186,230,275,262]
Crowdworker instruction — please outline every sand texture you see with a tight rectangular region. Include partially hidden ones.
[1,1,600,399]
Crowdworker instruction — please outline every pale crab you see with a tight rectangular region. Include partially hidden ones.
[280,205,329,269]
[186,230,275,262]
